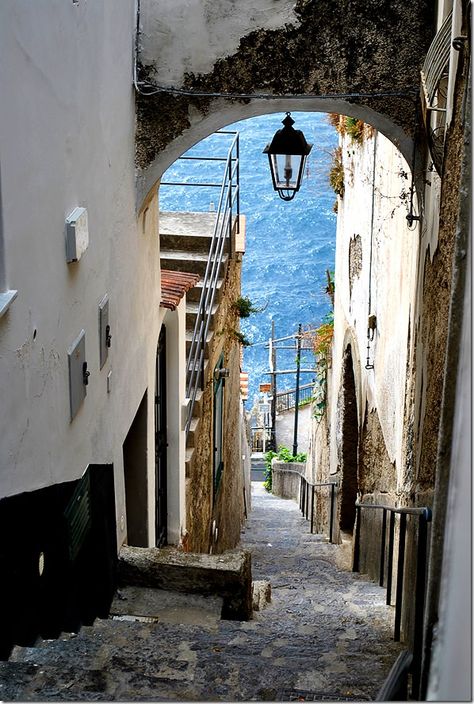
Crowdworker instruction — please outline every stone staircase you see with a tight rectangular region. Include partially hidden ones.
[159,211,229,477]
[251,455,267,482]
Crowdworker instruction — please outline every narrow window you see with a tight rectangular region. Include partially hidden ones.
[213,355,225,497]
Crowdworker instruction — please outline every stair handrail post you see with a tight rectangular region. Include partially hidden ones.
[380,507,387,587]
[411,508,432,699]
[352,505,361,572]
[386,510,396,605]
[394,512,407,641]
[329,482,335,543]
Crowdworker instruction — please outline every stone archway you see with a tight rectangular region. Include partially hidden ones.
[339,344,359,533]
[135,0,433,211]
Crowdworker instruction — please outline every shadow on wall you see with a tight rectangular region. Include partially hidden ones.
[0,464,117,659]
[339,344,359,533]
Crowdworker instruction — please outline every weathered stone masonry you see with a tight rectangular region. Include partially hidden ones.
[136,0,433,178]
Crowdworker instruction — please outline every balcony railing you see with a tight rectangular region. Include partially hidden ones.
[275,382,314,413]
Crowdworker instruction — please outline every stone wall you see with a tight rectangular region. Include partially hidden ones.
[135,0,433,206]
[186,255,246,553]
[271,461,304,500]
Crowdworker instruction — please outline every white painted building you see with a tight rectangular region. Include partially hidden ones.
[0,0,189,653]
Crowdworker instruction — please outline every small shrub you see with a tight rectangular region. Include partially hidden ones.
[313,313,334,360]
[365,123,376,139]
[329,147,344,198]
[231,329,251,347]
[345,116,365,144]
[263,446,307,492]
[232,296,260,318]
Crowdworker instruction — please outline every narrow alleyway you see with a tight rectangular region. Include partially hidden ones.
[1,485,401,702]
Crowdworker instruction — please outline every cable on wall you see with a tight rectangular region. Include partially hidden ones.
[134,80,419,103]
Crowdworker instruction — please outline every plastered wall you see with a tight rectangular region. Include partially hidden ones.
[0,1,161,552]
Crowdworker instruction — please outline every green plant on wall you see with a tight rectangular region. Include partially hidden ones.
[230,329,252,347]
[329,146,344,198]
[231,296,262,318]
[263,445,307,492]
[345,116,365,144]
[311,311,334,421]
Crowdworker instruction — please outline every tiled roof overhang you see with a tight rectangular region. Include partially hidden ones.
[160,269,200,310]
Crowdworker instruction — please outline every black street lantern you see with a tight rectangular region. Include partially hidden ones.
[263,113,313,201]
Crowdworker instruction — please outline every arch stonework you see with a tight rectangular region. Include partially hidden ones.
[135,0,433,211]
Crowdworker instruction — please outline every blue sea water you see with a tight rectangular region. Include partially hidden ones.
[159,112,337,405]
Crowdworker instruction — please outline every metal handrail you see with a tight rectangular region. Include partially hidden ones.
[376,650,413,701]
[184,132,240,434]
[299,475,337,543]
[353,500,432,700]
[421,10,452,109]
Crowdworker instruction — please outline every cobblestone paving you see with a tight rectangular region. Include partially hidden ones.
[0,484,402,701]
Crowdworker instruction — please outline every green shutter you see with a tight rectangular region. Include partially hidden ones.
[64,470,92,561]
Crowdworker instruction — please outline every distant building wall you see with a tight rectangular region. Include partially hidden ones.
[327,128,419,503]
[184,255,246,553]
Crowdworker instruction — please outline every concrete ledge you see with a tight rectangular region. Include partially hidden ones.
[117,545,252,621]
[272,461,305,500]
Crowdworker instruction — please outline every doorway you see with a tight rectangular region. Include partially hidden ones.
[339,345,359,532]
[155,326,168,546]
[123,391,148,546]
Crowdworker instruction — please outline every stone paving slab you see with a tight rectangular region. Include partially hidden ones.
[2,483,402,701]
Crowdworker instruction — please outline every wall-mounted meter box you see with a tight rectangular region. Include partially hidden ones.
[66,207,89,262]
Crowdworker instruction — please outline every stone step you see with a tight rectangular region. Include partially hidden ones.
[185,448,194,478]
[160,231,230,256]
[159,211,216,241]
[186,301,219,331]
[186,277,224,303]
[110,585,223,627]
[185,387,204,419]
[117,545,252,621]
[186,328,214,357]
[160,250,228,278]
[186,416,200,449]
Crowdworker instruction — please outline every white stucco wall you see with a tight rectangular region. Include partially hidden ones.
[139,0,297,86]
[162,302,187,546]
[328,129,419,482]
[0,1,162,550]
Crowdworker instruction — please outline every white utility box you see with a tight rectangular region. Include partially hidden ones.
[65,207,89,262]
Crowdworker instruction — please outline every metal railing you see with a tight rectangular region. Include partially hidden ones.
[420,11,452,174]
[162,132,240,436]
[421,10,452,109]
[275,383,314,413]
[299,475,337,543]
[352,501,432,700]
[250,426,275,453]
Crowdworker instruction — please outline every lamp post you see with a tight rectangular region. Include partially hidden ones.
[263,113,313,201]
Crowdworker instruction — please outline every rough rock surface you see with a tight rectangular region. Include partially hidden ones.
[1,483,402,701]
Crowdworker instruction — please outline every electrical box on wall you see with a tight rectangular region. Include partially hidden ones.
[68,329,89,420]
[65,207,89,262]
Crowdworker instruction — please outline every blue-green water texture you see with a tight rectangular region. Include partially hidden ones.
[159,112,337,405]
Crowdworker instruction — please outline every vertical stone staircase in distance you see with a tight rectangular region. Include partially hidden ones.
[159,211,229,478]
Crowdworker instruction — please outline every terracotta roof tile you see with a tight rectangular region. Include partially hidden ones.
[160,269,200,310]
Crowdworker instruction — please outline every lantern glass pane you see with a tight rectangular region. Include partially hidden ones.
[271,154,303,190]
